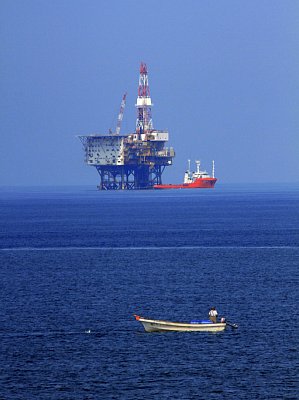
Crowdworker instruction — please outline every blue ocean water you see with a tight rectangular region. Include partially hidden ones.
[0,184,298,399]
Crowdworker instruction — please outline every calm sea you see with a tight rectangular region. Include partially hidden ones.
[0,184,298,399]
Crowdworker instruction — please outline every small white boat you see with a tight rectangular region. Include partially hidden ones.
[134,315,227,333]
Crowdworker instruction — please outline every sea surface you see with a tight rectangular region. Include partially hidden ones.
[0,184,298,399]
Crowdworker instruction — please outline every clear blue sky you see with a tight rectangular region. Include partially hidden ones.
[1,0,298,185]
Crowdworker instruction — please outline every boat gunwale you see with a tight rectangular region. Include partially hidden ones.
[138,317,226,328]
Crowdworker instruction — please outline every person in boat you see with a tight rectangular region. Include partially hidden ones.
[209,307,218,323]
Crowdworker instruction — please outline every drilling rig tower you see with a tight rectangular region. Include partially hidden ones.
[79,63,175,190]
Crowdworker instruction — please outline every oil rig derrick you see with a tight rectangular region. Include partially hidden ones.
[78,63,175,190]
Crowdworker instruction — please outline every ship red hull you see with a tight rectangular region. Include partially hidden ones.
[154,178,217,189]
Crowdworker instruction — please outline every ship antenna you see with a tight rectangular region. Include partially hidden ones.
[212,160,215,178]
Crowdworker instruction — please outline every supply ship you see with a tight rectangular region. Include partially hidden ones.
[154,160,217,189]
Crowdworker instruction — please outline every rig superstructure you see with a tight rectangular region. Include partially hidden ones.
[79,63,175,190]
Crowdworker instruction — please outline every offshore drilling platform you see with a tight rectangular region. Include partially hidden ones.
[79,63,175,190]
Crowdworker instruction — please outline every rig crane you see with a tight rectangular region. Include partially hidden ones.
[108,92,127,135]
[114,92,127,135]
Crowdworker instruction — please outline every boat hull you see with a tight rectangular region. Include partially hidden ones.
[136,317,226,332]
[154,178,217,189]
